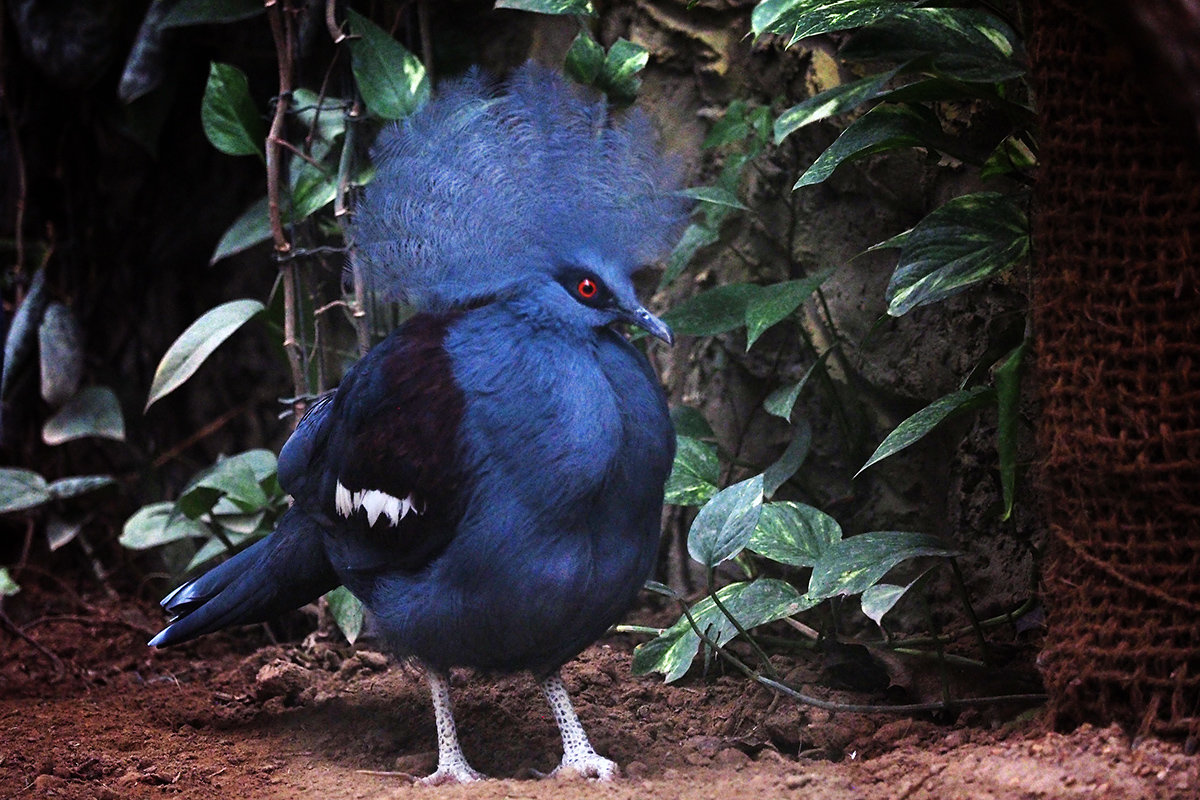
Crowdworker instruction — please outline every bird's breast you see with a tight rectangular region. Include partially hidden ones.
[449,326,652,510]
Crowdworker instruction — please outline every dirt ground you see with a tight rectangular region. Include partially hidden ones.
[1,585,1196,800]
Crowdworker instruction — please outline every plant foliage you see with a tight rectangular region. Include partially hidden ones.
[633,0,1036,696]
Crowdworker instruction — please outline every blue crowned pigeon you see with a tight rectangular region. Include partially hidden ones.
[149,62,686,784]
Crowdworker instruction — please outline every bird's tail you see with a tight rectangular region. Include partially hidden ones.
[148,506,339,647]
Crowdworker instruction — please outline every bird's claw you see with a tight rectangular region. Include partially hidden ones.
[419,764,488,786]
[544,754,620,781]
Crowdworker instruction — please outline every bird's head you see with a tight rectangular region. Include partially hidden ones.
[352,62,689,328]
[524,253,671,345]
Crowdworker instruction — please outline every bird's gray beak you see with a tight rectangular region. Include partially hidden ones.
[627,305,674,346]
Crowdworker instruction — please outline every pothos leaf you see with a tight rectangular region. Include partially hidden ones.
[808,531,957,600]
[687,475,764,568]
[201,62,264,157]
[632,578,814,682]
[495,0,595,14]
[857,386,993,475]
[794,103,945,189]
[745,270,832,350]
[752,0,915,44]
[748,499,841,568]
[774,68,902,143]
[145,299,265,411]
[880,192,1030,316]
[664,436,720,507]
[326,586,365,644]
[346,9,430,120]
[995,340,1028,521]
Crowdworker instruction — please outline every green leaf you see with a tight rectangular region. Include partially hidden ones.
[326,586,365,644]
[0,468,50,513]
[211,196,271,264]
[42,386,126,445]
[146,299,265,411]
[763,349,831,420]
[677,186,749,211]
[178,450,277,518]
[120,502,212,549]
[808,531,957,600]
[210,508,268,535]
[981,135,1037,181]
[201,62,264,157]
[745,270,832,350]
[841,8,1025,83]
[290,157,337,220]
[495,0,595,15]
[670,406,715,440]
[601,38,649,102]
[186,529,259,573]
[38,302,83,406]
[881,192,1029,316]
[748,500,841,568]
[2,267,47,404]
[664,436,720,507]
[762,418,811,497]
[857,385,992,475]
[291,88,347,154]
[702,101,755,149]
[347,9,430,120]
[794,103,944,189]
[662,283,759,337]
[0,567,19,597]
[565,30,605,84]
[860,569,932,627]
[47,514,83,551]
[658,223,719,289]
[995,340,1027,521]
[206,463,267,512]
[687,475,764,568]
[47,475,115,501]
[160,0,263,28]
[774,68,901,143]
[752,0,915,44]
[632,578,814,681]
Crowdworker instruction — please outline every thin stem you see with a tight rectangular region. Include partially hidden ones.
[265,2,293,257]
[920,593,953,708]
[281,263,309,402]
[275,137,326,171]
[848,595,1040,651]
[678,593,1044,715]
[949,556,992,666]
[757,676,1044,715]
[339,99,370,356]
[706,568,780,680]
[418,0,434,84]
[611,624,665,636]
[0,610,65,678]
[266,1,308,405]
[325,0,347,42]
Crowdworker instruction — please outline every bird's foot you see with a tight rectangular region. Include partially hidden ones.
[418,760,487,786]
[543,753,620,781]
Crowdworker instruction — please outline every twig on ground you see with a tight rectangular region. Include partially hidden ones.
[0,609,66,678]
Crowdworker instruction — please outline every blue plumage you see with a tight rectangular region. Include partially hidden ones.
[353,62,686,310]
[150,62,684,784]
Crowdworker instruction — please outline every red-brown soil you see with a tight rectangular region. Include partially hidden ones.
[1,585,1196,800]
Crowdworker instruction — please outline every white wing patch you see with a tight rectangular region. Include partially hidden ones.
[335,480,419,526]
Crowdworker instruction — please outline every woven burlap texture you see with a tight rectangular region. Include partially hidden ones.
[1030,0,1200,739]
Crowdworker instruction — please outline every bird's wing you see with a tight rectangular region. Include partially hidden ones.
[277,313,467,572]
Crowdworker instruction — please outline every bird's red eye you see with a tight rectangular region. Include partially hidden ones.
[577,278,598,299]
